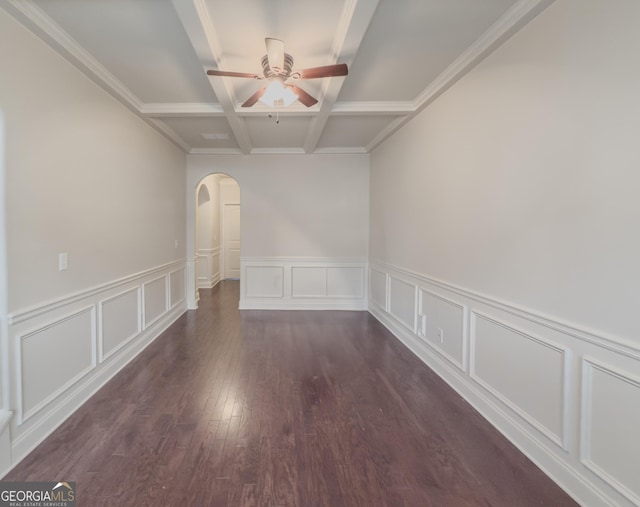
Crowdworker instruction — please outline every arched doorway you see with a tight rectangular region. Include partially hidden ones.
[193,173,240,306]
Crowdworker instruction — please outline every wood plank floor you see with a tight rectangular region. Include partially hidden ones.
[3,281,578,506]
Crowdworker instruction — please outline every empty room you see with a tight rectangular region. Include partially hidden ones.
[0,0,638,505]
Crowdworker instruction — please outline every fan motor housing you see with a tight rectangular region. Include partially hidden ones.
[261,53,294,79]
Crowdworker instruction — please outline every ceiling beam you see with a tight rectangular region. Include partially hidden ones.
[303,0,381,154]
[0,0,192,152]
[170,0,253,154]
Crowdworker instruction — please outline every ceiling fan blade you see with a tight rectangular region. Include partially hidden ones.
[241,85,268,107]
[295,63,348,79]
[207,70,259,79]
[265,38,285,71]
[288,85,318,107]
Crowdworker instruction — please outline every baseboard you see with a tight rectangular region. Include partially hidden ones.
[239,299,368,311]
[369,305,609,507]
[368,260,639,507]
[0,410,11,477]
[197,272,221,290]
[240,257,368,311]
[2,260,187,479]
[3,303,185,477]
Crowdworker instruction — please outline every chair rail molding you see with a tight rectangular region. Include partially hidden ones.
[368,259,638,507]
[2,259,187,479]
[240,257,368,311]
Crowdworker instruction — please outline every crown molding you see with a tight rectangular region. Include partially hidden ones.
[2,0,142,111]
[0,0,198,152]
[146,119,190,152]
[365,116,409,152]
[313,147,368,155]
[413,0,556,112]
[367,0,557,153]
[235,104,319,116]
[141,103,225,117]
[250,148,307,155]
[189,148,244,155]
[331,101,414,116]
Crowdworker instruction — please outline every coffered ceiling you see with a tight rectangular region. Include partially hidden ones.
[1,0,553,154]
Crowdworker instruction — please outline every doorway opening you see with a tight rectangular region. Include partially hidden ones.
[194,174,241,303]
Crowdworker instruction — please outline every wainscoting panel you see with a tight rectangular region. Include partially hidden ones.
[581,358,640,505]
[291,267,325,298]
[368,259,640,507]
[4,260,187,479]
[17,307,95,424]
[197,248,220,289]
[143,276,168,329]
[0,411,10,476]
[170,268,186,309]
[369,268,388,312]
[418,289,466,371]
[245,266,284,299]
[99,287,140,362]
[327,267,364,298]
[471,311,567,449]
[240,258,367,310]
[388,276,416,332]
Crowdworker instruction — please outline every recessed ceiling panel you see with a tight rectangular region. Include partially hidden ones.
[34,0,218,103]
[245,116,311,149]
[317,116,403,150]
[338,0,518,102]
[158,117,239,150]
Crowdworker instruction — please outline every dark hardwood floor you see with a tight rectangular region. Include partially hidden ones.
[3,281,578,506]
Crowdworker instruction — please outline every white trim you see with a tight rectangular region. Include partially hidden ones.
[16,306,97,425]
[250,148,306,155]
[371,259,640,361]
[469,310,569,450]
[239,299,367,311]
[580,357,640,507]
[97,286,142,364]
[367,259,628,507]
[169,267,187,310]
[2,0,142,109]
[241,257,368,310]
[141,275,169,330]
[241,256,368,265]
[368,302,609,507]
[141,102,225,116]
[7,303,185,477]
[331,101,414,115]
[416,288,468,372]
[368,266,389,313]
[312,147,369,155]
[8,259,184,326]
[189,148,244,155]
[387,275,417,333]
[367,0,557,152]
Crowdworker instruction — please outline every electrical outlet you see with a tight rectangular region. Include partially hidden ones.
[437,327,444,343]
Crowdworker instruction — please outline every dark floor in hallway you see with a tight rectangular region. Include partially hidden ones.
[3,281,578,506]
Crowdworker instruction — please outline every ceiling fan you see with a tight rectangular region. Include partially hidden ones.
[206,38,348,108]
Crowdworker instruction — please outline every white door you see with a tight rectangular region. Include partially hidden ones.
[223,203,241,279]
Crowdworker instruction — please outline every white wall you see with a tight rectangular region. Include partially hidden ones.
[187,154,369,309]
[0,9,187,476]
[369,1,640,506]
[1,13,186,312]
[0,107,11,475]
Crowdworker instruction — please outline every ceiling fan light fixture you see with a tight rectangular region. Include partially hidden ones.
[259,79,298,108]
